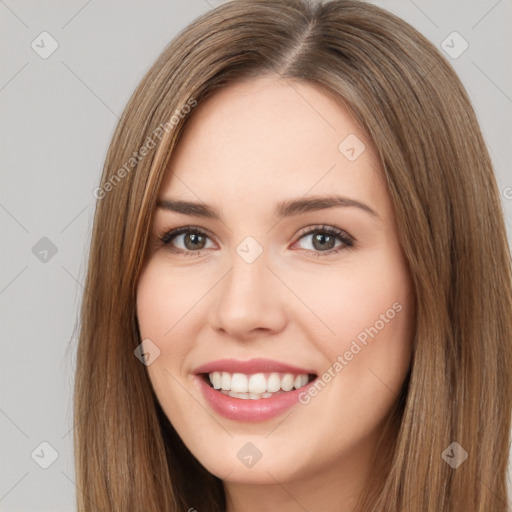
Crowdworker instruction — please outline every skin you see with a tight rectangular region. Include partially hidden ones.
[136,76,415,512]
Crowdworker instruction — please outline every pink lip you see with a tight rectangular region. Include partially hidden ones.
[192,358,318,422]
[193,358,316,375]
[194,374,317,422]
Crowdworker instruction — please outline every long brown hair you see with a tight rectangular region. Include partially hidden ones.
[73,0,512,510]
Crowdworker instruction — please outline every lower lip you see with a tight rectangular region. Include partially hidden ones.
[195,375,316,422]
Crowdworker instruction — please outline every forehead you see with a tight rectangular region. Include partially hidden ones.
[159,76,387,218]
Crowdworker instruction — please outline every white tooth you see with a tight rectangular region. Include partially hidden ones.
[231,373,248,393]
[281,373,294,391]
[267,372,281,392]
[229,391,250,399]
[248,373,267,394]
[215,372,310,395]
[210,371,222,389]
[221,372,231,391]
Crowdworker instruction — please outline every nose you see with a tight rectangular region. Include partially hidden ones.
[207,246,288,340]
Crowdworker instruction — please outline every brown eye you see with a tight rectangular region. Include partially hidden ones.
[182,232,207,250]
[311,232,337,251]
[294,225,354,256]
[160,227,214,255]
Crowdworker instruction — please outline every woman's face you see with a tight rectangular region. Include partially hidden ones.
[136,76,414,501]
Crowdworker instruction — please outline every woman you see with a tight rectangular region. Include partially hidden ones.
[74,0,512,510]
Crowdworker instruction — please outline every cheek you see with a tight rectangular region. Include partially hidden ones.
[136,260,204,344]
[135,263,191,395]
[289,249,414,396]
[285,251,412,346]
[136,264,198,428]
[137,263,168,334]
[331,270,412,365]
[289,260,413,448]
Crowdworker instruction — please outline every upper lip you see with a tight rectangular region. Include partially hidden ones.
[193,358,317,375]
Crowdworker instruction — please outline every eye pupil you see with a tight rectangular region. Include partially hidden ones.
[313,233,335,251]
[185,233,206,250]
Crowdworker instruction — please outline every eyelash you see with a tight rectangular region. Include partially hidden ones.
[157,224,354,258]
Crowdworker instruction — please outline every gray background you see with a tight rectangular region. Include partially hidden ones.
[1,0,511,510]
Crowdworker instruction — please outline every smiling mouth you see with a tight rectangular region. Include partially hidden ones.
[201,371,317,400]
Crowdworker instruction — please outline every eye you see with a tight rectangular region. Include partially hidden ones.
[158,226,215,256]
[157,224,354,258]
[292,224,354,257]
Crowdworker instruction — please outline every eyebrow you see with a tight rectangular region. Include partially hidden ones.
[156,194,379,220]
